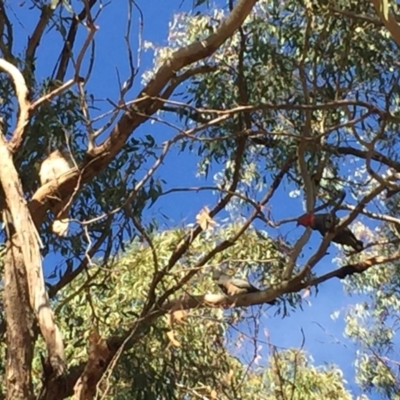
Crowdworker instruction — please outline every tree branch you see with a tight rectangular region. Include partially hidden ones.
[0,59,30,151]
[0,139,65,375]
[370,0,400,48]
[25,4,54,74]
[55,0,98,81]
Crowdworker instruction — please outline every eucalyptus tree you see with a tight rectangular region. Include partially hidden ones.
[0,0,399,399]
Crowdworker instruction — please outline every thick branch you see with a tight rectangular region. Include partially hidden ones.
[0,59,30,151]
[3,232,35,400]
[332,145,400,173]
[90,0,257,158]
[25,4,54,74]
[370,0,400,48]
[164,253,397,311]
[29,0,258,234]
[0,141,65,376]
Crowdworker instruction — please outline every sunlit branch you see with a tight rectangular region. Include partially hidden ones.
[164,252,400,312]
[0,59,30,151]
[340,204,400,226]
[370,0,400,48]
[30,78,78,109]
[284,137,314,280]
[73,19,98,80]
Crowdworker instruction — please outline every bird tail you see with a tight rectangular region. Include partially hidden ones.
[50,199,70,237]
[354,240,364,252]
[52,219,69,237]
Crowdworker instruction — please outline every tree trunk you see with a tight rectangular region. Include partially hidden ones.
[3,231,35,400]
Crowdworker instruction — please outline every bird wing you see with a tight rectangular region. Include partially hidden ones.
[230,278,259,293]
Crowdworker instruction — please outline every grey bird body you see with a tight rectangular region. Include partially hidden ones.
[212,271,276,305]
[297,213,363,252]
[312,213,337,235]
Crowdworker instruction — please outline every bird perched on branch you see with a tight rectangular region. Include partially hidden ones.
[297,212,363,252]
[212,270,276,305]
[39,149,73,237]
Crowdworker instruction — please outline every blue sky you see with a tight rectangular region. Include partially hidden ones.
[8,1,384,398]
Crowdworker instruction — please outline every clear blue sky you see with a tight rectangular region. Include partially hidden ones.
[10,1,381,398]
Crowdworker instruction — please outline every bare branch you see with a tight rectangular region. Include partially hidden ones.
[0,58,30,151]
[164,252,400,312]
[25,4,54,73]
[30,78,78,110]
[332,145,400,173]
[329,7,382,26]
[55,0,98,81]
[73,19,98,79]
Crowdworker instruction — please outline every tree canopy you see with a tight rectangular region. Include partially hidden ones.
[1,0,400,399]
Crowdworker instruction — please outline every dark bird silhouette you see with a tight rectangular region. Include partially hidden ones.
[212,270,276,305]
[297,213,363,252]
